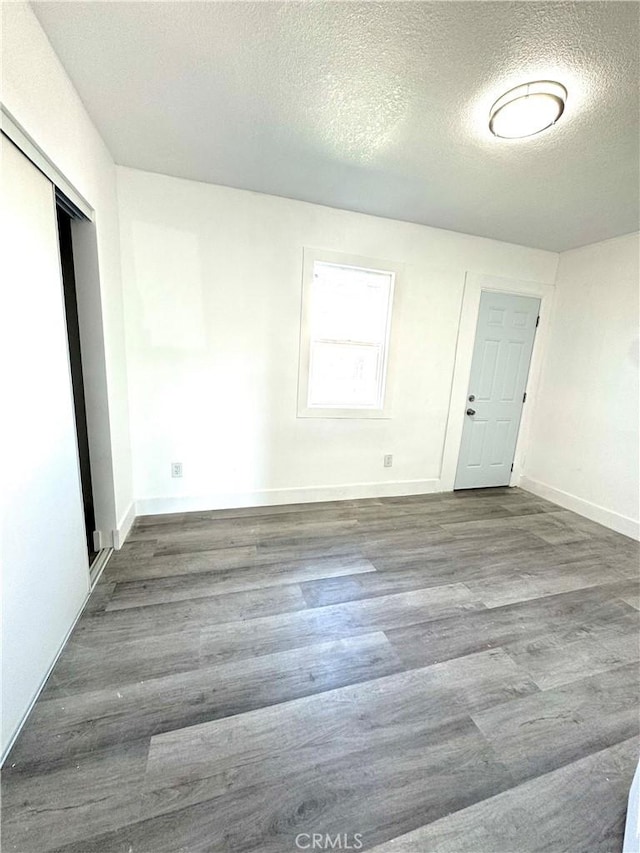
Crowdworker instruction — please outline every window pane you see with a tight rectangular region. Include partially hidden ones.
[308,341,382,408]
[311,262,393,343]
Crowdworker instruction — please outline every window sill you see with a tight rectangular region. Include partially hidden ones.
[297,407,392,420]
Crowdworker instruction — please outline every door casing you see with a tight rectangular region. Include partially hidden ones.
[454,290,540,490]
[440,272,556,493]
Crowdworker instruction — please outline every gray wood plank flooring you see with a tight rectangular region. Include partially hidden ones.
[369,737,640,853]
[2,487,638,853]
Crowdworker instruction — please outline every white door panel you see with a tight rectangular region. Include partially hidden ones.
[1,138,89,755]
[455,290,539,490]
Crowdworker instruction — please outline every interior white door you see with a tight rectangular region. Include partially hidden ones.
[454,290,540,490]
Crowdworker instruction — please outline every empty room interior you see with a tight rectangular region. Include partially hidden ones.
[2,1,640,851]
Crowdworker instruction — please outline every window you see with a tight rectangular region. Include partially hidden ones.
[297,250,400,418]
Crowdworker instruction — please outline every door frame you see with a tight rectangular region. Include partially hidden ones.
[2,108,121,555]
[440,272,556,492]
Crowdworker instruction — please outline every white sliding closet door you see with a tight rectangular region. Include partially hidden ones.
[1,137,89,757]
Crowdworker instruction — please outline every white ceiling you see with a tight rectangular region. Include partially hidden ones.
[33,1,639,252]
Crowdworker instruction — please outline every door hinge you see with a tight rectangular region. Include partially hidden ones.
[523,392,527,403]
[536,315,540,327]
[511,463,514,472]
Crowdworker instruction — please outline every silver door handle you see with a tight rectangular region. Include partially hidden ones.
[466,408,476,416]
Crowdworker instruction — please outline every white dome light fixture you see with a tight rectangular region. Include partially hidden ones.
[489,81,567,139]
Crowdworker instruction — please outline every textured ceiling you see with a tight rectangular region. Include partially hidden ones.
[32,1,639,251]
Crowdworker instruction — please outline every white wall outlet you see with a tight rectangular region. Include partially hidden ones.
[171,462,183,478]
[384,454,393,468]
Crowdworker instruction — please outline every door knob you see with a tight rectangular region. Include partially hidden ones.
[466,408,476,416]
[468,394,475,402]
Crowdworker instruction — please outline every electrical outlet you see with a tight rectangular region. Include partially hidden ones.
[384,454,393,468]
[171,462,183,478]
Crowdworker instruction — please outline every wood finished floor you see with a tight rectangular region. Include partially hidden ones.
[2,487,639,853]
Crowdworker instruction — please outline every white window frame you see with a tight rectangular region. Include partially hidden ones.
[297,248,402,419]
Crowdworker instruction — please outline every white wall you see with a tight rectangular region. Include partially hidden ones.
[1,139,90,758]
[117,167,558,514]
[522,233,640,539]
[1,1,134,539]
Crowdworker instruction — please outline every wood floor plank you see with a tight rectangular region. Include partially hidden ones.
[548,509,640,546]
[199,583,485,666]
[248,525,454,562]
[105,544,259,582]
[370,500,520,525]
[129,505,359,540]
[440,510,594,545]
[620,589,640,610]
[37,582,310,699]
[471,663,640,782]
[105,538,157,568]
[369,736,640,853]
[140,648,536,821]
[153,517,361,556]
[386,585,638,671]
[133,497,386,531]
[107,555,376,609]
[299,563,482,608]
[63,581,307,646]
[40,627,202,701]
[51,719,511,853]
[359,502,517,527]
[253,540,363,564]
[500,495,566,515]
[464,556,629,608]
[82,579,116,614]
[504,625,639,690]
[9,633,403,769]
[1,739,150,853]
[365,528,550,570]
[300,540,619,608]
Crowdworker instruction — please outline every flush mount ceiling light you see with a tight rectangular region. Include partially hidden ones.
[489,81,567,139]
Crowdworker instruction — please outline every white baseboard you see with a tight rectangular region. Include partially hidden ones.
[112,502,136,549]
[519,476,640,541]
[135,479,442,517]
